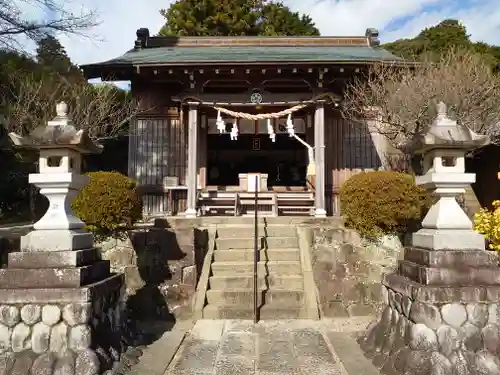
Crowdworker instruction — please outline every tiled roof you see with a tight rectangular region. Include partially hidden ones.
[84,45,401,67]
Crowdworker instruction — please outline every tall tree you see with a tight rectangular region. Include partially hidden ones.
[159,0,319,36]
[36,35,72,72]
[384,19,500,68]
[0,0,97,51]
[35,35,83,80]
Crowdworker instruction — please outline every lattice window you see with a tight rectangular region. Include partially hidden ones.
[342,122,376,169]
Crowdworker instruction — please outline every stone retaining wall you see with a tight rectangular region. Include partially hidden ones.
[0,289,123,374]
[98,226,207,321]
[359,275,500,374]
[309,226,404,317]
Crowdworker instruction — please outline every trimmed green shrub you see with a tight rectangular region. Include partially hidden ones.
[72,171,143,239]
[339,171,431,239]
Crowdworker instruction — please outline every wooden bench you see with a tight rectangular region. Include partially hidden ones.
[198,190,316,216]
[238,192,277,217]
[198,192,238,216]
[277,192,315,216]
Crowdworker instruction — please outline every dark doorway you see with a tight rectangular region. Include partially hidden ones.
[206,134,307,187]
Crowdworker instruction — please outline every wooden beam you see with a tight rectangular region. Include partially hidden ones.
[170,91,340,106]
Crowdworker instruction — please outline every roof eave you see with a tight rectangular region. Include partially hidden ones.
[82,58,417,80]
[131,59,414,67]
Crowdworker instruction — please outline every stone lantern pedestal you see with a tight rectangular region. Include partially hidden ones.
[359,103,500,375]
[0,103,128,375]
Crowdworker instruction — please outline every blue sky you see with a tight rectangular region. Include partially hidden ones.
[54,0,499,65]
[32,0,497,88]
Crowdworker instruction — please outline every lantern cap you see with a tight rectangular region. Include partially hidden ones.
[410,102,489,154]
[8,101,103,154]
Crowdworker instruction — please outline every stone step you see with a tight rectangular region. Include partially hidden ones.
[213,249,300,262]
[211,261,302,275]
[209,275,304,290]
[215,236,298,250]
[216,226,297,239]
[266,236,299,248]
[265,226,298,238]
[206,288,304,305]
[202,304,303,319]
[215,237,264,250]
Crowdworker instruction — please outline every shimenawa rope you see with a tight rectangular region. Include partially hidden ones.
[180,92,337,120]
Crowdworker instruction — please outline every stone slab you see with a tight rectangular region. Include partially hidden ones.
[168,338,219,373]
[7,248,101,268]
[257,338,297,373]
[404,247,498,268]
[383,272,500,303]
[218,332,255,356]
[412,228,485,250]
[190,319,225,341]
[292,329,335,360]
[326,332,386,375]
[0,260,110,288]
[158,320,357,375]
[20,229,93,252]
[0,273,123,303]
[128,326,188,375]
[399,259,500,285]
[213,355,255,375]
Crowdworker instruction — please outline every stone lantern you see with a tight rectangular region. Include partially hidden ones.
[9,102,102,251]
[358,102,500,375]
[411,101,489,250]
[0,103,128,373]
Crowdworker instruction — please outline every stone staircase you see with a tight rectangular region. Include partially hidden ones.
[201,222,316,319]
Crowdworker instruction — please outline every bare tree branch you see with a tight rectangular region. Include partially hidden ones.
[342,48,500,152]
[2,70,151,140]
[0,0,99,52]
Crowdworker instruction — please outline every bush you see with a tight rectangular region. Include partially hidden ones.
[474,201,500,251]
[339,171,431,239]
[72,171,143,239]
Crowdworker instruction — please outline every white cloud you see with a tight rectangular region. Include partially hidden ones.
[57,0,170,66]
[51,0,500,68]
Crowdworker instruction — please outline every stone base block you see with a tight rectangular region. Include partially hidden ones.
[399,259,500,285]
[359,273,500,375]
[0,274,126,375]
[0,260,110,288]
[404,247,498,268]
[8,248,101,269]
[21,230,93,252]
[412,228,485,250]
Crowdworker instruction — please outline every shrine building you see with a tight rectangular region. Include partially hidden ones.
[82,27,406,218]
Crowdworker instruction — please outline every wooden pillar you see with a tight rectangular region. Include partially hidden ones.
[314,101,327,217]
[198,114,207,189]
[185,103,199,217]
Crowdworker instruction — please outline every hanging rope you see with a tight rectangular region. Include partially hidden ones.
[180,92,338,119]
[213,104,306,120]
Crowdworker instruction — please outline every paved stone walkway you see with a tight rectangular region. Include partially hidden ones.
[163,318,379,375]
